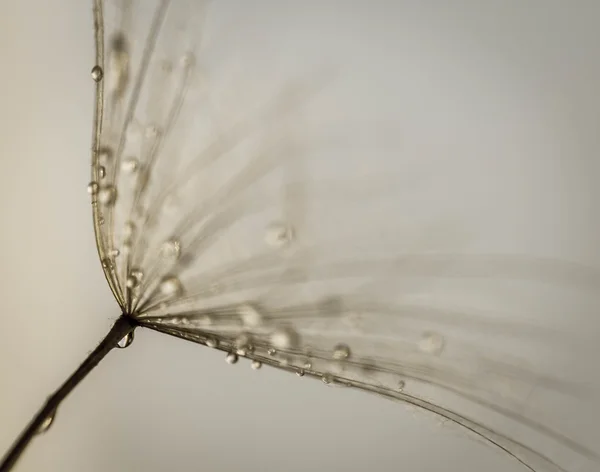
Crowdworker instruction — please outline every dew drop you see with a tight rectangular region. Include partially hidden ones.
[98,166,106,179]
[265,222,294,248]
[206,338,218,348]
[161,239,181,260]
[123,221,136,240]
[91,65,103,82]
[322,374,334,385]
[36,410,56,434]
[98,217,105,225]
[332,343,351,360]
[101,258,113,270]
[98,186,117,206]
[87,181,99,195]
[160,276,183,298]
[251,360,262,370]
[122,157,139,174]
[226,353,239,364]
[270,326,300,350]
[398,380,406,391]
[109,248,120,257]
[117,331,134,349]
[237,304,264,328]
[418,332,445,356]
[268,348,276,356]
[303,361,312,369]
[296,369,305,377]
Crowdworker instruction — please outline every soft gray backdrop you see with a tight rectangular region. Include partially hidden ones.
[1,1,599,471]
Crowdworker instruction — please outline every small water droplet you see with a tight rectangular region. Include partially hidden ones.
[322,374,334,385]
[332,343,351,360]
[398,380,406,391]
[109,248,120,257]
[206,338,218,348]
[270,326,300,350]
[117,331,134,349]
[251,360,262,370]
[91,65,103,82]
[98,217,105,225]
[296,369,305,377]
[87,181,99,195]
[303,361,312,369]
[268,348,276,356]
[108,32,129,97]
[161,239,181,260]
[418,332,445,356]
[180,52,195,67]
[123,221,136,240]
[98,167,106,180]
[226,353,239,364]
[126,275,138,288]
[98,186,117,206]
[36,410,56,434]
[122,157,139,174]
[145,125,159,139]
[237,304,264,328]
[160,276,183,298]
[265,222,294,248]
[101,258,113,270]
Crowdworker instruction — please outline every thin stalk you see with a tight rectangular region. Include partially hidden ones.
[0,314,137,472]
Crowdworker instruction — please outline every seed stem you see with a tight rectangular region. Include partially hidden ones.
[0,314,137,472]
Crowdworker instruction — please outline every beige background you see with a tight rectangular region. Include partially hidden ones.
[1,1,599,471]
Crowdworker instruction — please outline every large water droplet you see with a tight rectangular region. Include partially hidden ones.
[226,353,239,364]
[251,360,262,370]
[117,331,134,349]
[270,326,300,350]
[87,181,99,195]
[36,410,56,434]
[91,65,103,82]
[265,222,294,248]
[122,157,139,174]
[237,304,264,328]
[418,332,445,356]
[160,276,183,297]
[161,239,181,260]
[332,343,351,360]
[98,186,117,206]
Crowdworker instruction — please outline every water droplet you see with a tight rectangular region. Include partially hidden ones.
[87,181,99,195]
[98,217,105,225]
[322,374,334,385]
[237,304,264,328]
[268,348,276,356]
[108,32,129,97]
[251,360,262,370]
[332,343,351,360]
[226,353,239,364]
[126,275,138,288]
[98,166,106,179]
[265,222,294,248]
[97,147,113,163]
[123,221,136,240]
[418,332,445,356]
[101,258,113,270]
[98,186,117,206]
[161,239,181,260]
[235,334,250,349]
[91,65,103,82]
[398,380,406,391]
[303,361,312,369]
[122,157,139,174]
[36,410,56,434]
[296,369,305,377]
[206,338,218,348]
[145,125,159,139]
[109,248,120,257]
[117,331,134,349]
[270,326,300,350]
[160,276,183,298]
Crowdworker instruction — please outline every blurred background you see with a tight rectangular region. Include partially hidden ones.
[1,1,599,471]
